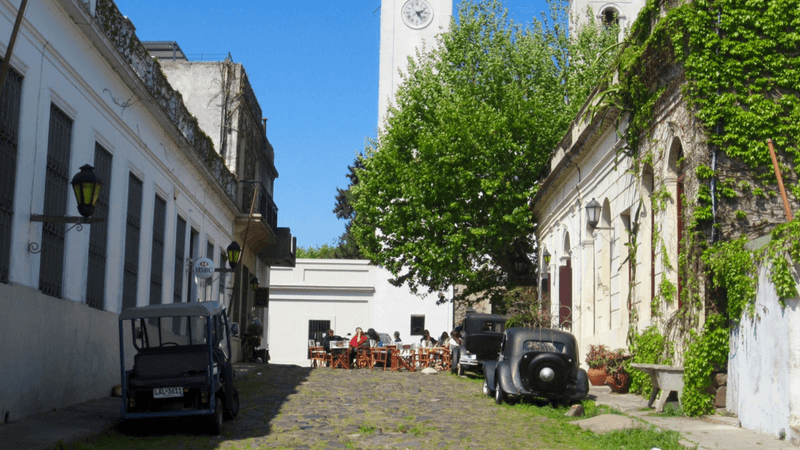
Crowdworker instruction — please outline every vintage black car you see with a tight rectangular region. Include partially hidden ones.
[451,312,507,376]
[118,301,239,434]
[483,327,589,405]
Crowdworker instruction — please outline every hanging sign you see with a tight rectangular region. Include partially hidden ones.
[192,257,216,279]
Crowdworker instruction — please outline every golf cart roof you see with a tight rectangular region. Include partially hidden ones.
[119,301,224,320]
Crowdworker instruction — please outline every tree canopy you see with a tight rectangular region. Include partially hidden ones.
[352,0,618,303]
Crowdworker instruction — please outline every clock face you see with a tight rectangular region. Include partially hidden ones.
[401,0,434,29]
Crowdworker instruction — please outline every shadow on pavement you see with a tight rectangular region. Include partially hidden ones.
[108,363,313,441]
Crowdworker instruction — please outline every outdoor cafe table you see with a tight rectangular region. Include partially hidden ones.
[329,341,349,369]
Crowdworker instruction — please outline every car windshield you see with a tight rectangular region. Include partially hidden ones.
[523,340,566,353]
[133,315,213,349]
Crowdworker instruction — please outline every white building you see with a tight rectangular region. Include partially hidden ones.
[268,259,454,366]
[0,0,289,422]
[378,0,452,127]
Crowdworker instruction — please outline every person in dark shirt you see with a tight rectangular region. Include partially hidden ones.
[420,330,436,346]
[321,329,341,352]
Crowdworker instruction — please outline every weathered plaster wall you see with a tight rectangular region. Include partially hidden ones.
[728,263,800,443]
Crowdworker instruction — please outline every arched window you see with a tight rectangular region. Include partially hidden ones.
[601,7,620,27]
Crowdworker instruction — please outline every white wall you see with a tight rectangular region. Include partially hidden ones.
[268,259,454,366]
[0,283,119,422]
[728,263,800,442]
[0,0,242,420]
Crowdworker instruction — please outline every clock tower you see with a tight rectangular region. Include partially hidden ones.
[378,0,453,128]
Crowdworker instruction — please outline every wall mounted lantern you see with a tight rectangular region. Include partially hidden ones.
[543,249,551,266]
[226,241,242,270]
[31,164,104,225]
[29,164,104,253]
[250,276,259,292]
[585,198,601,229]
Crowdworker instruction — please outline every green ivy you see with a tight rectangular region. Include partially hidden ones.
[703,236,757,320]
[627,326,674,396]
[681,314,729,416]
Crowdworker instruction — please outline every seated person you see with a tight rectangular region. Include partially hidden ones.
[367,328,383,347]
[322,329,341,352]
[349,327,368,362]
[419,330,437,347]
[449,331,462,350]
[393,331,402,343]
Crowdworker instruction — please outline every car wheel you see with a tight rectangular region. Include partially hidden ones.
[224,388,239,420]
[495,385,505,405]
[209,398,223,435]
[482,379,495,397]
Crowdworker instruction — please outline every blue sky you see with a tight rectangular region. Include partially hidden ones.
[113,0,550,249]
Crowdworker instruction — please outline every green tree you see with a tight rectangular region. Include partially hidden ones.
[296,244,338,259]
[331,154,365,259]
[352,0,618,303]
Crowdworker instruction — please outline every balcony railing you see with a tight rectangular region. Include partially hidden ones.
[242,182,278,233]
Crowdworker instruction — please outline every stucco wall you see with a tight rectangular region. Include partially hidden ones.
[268,260,453,366]
[728,264,800,442]
[0,283,121,422]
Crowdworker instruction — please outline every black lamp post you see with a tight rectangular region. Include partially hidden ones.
[30,164,104,224]
[585,198,601,229]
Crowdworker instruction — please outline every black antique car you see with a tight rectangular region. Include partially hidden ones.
[483,327,589,405]
[451,312,507,376]
[118,301,239,434]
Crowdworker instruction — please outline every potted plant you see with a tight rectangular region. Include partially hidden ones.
[585,344,610,386]
[604,348,632,393]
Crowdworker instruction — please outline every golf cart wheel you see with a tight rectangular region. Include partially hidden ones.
[209,399,223,435]
[495,385,505,405]
[482,379,495,397]
[224,388,240,420]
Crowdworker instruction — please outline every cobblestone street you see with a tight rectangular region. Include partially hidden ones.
[111,363,567,449]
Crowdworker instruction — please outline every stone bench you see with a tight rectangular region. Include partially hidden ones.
[630,363,684,412]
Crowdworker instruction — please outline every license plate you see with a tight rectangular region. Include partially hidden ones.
[153,387,183,398]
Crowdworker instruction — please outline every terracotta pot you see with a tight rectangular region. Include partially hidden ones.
[587,365,608,386]
[606,371,631,393]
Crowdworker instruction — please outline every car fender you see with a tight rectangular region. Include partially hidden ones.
[484,360,498,390]
[496,360,519,396]
[571,368,590,400]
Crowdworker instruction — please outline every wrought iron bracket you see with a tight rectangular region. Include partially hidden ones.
[28,215,105,253]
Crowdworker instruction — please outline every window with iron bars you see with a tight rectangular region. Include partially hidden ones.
[173,215,186,304]
[86,143,112,309]
[205,240,214,301]
[39,104,72,298]
[149,195,166,306]
[308,320,331,348]
[0,61,22,284]
[122,173,142,310]
[219,250,227,304]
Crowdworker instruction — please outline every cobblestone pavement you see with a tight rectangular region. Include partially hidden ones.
[112,363,563,449]
[227,364,529,449]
